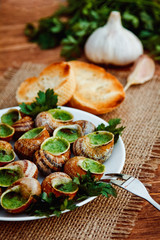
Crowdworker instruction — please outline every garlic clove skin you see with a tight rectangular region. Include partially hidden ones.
[124,54,155,91]
[85,11,143,66]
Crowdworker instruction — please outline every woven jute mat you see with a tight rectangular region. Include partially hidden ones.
[0,62,160,240]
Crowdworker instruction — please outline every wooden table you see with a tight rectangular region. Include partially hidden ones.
[0,1,160,239]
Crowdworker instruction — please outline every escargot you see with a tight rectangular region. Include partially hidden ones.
[64,156,105,181]
[34,137,71,176]
[0,140,15,166]
[42,172,78,200]
[35,109,74,134]
[14,127,50,160]
[1,109,34,139]
[7,160,38,179]
[53,124,82,143]
[1,177,41,214]
[73,131,114,163]
[0,123,15,142]
[73,120,96,135]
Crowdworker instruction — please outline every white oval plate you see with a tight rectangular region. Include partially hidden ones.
[0,106,125,221]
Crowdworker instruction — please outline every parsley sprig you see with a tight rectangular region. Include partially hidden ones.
[26,171,116,217]
[25,0,160,61]
[96,118,125,144]
[19,89,58,117]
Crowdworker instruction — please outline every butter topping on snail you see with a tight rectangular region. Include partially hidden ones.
[64,156,105,180]
[73,131,114,163]
[1,177,41,213]
[34,137,71,176]
[14,127,50,160]
[0,140,15,166]
[53,124,82,143]
[42,172,78,200]
[35,109,74,134]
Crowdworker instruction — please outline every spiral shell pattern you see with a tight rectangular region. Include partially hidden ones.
[14,128,50,160]
[73,133,114,163]
[74,120,96,135]
[35,111,73,134]
[42,172,78,199]
[1,177,41,213]
[7,160,38,179]
[12,116,34,139]
[34,148,71,176]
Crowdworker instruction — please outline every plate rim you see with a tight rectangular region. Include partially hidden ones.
[0,106,125,221]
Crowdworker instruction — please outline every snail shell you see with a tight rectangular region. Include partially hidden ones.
[35,109,74,134]
[34,137,71,176]
[53,124,82,143]
[1,177,41,214]
[0,123,15,142]
[73,131,114,163]
[42,172,78,200]
[12,116,34,139]
[64,156,105,181]
[0,165,23,187]
[1,109,34,139]
[1,109,22,126]
[0,140,15,166]
[74,120,96,135]
[7,160,38,179]
[14,127,50,160]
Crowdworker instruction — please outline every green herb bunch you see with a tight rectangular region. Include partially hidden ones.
[19,89,58,117]
[25,0,160,61]
[26,171,116,217]
[96,118,125,144]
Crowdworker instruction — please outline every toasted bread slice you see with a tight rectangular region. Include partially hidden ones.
[16,62,76,106]
[68,61,125,114]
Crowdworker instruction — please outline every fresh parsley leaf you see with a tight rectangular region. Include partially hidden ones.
[19,89,58,117]
[96,118,125,144]
[26,171,116,217]
[25,0,160,61]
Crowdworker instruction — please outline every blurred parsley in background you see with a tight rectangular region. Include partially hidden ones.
[25,0,160,61]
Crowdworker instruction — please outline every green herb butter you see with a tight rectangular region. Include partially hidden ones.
[88,132,113,146]
[21,127,43,139]
[2,192,27,209]
[79,158,105,174]
[0,124,13,137]
[55,128,80,143]
[1,110,19,126]
[42,137,69,155]
[0,167,22,186]
[48,109,73,121]
[0,150,14,162]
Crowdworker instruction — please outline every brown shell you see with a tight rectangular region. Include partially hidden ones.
[34,147,71,176]
[14,128,50,160]
[7,160,38,179]
[35,111,73,134]
[1,177,41,214]
[64,156,103,181]
[42,172,78,200]
[73,132,114,163]
[74,120,96,135]
[0,123,15,142]
[0,140,15,166]
[12,116,34,139]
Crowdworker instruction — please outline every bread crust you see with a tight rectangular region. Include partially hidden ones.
[68,61,125,114]
[16,62,76,106]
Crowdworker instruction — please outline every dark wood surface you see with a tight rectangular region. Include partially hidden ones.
[0,1,160,239]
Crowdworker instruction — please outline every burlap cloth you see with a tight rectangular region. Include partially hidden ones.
[0,62,159,240]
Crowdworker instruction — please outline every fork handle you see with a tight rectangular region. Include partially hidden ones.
[146,196,160,211]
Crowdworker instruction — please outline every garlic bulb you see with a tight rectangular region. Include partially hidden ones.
[85,11,143,66]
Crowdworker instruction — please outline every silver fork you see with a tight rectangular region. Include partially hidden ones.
[102,173,160,211]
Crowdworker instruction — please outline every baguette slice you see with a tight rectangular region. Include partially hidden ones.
[68,61,125,114]
[16,62,76,106]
